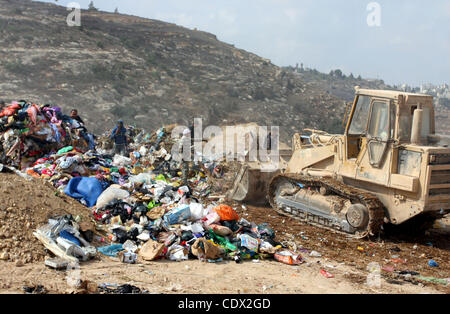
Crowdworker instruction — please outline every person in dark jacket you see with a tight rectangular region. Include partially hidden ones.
[70,109,85,125]
[70,109,95,150]
[110,120,128,155]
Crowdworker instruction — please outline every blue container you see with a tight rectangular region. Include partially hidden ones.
[59,230,81,246]
[428,259,439,267]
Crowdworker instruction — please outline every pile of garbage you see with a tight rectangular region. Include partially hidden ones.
[0,100,94,169]
[32,151,294,265]
[37,200,297,266]
[0,103,299,266]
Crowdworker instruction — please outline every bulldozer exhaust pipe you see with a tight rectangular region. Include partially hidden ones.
[411,104,424,145]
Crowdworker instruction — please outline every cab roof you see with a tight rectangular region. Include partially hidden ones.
[355,87,433,102]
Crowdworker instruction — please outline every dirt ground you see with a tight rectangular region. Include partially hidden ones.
[0,173,94,264]
[0,172,448,294]
[0,255,443,295]
[236,205,450,294]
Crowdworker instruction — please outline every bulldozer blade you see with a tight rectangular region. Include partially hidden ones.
[227,164,280,205]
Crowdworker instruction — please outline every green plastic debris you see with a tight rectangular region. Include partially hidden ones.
[147,200,160,210]
[155,174,168,182]
[417,276,449,286]
[57,146,73,154]
[208,229,238,252]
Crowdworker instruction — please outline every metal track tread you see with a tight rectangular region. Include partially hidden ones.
[268,174,386,239]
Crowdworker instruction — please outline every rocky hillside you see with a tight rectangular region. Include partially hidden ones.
[0,0,447,142]
[0,0,349,142]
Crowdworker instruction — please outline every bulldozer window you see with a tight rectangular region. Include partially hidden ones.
[368,101,390,141]
[398,105,431,143]
[349,95,371,135]
[367,100,390,167]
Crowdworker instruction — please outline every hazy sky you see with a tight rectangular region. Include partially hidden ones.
[37,0,449,86]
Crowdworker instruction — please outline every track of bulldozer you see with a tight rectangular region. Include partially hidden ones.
[268,174,386,239]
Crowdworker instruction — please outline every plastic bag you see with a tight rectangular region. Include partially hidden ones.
[129,173,153,185]
[96,187,130,209]
[139,146,148,156]
[203,211,221,227]
[155,174,168,183]
[191,238,224,260]
[210,224,232,236]
[168,245,189,261]
[260,240,280,254]
[214,205,239,221]
[190,203,208,221]
[257,223,275,239]
[57,146,73,155]
[190,223,204,234]
[113,154,132,167]
[122,240,138,253]
[98,244,124,257]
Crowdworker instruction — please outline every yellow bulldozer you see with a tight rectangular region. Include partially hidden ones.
[229,87,450,238]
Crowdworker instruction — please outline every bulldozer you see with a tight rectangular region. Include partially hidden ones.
[230,87,450,238]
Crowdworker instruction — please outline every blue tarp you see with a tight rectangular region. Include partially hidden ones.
[98,244,124,257]
[64,177,104,207]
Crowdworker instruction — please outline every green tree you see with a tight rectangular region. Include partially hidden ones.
[88,1,98,11]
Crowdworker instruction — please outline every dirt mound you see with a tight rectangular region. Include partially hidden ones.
[0,173,91,265]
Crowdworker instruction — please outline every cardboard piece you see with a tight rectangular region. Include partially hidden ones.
[139,239,165,261]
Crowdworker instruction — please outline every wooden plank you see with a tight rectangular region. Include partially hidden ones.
[33,231,79,263]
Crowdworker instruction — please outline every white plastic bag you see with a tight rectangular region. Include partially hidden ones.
[123,240,138,253]
[96,187,130,209]
[129,173,154,185]
[168,245,188,261]
[181,222,204,234]
[189,203,208,221]
[139,146,148,157]
[112,154,132,167]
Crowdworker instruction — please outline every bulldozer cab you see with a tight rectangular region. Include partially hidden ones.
[344,88,434,168]
[345,94,393,167]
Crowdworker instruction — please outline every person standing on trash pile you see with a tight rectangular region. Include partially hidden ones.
[70,109,84,125]
[181,128,193,186]
[110,120,128,156]
[70,109,95,150]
